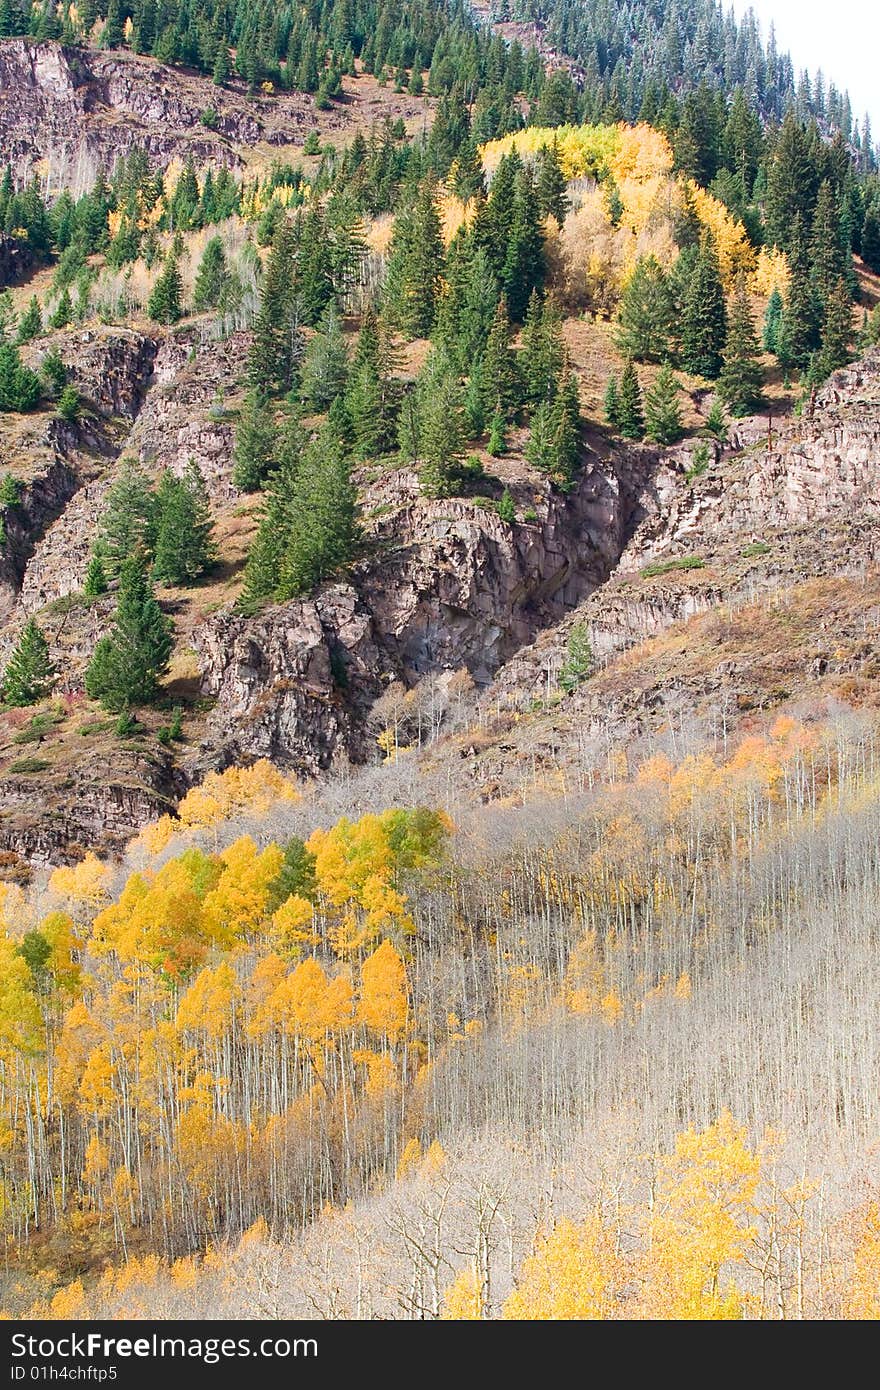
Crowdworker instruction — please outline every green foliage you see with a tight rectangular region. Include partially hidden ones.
[0,473,21,508]
[97,458,157,577]
[267,837,318,912]
[152,460,216,586]
[147,253,183,325]
[704,398,728,441]
[680,235,727,380]
[192,235,229,312]
[233,392,277,493]
[685,443,711,481]
[0,343,41,411]
[40,346,67,397]
[15,296,42,345]
[57,386,81,421]
[300,305,349,410]
[83,553,108,598]
[603,373,620,430]
[243,423,358,606]
[558,623,592,694]
[718,277,765,416]
[2,618,55,708]
[642,554,706,577]
[616,255,675,363]
[617,359,645,440]
[384,179,445,338]
[497,488,516,523]
[85,553,174,710]
[644,363,684,444]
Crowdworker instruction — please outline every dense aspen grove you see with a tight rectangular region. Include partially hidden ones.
[1,706,880,1318]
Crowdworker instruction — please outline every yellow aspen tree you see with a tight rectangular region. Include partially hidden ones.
[503,1214,625,1319]
[638,1112,761,1319]
[357,940,408,1043]
[843,1203,880,1319]
[442,1267,484,1319]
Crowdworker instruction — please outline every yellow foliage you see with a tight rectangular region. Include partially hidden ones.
[177,760,300,829]
[752,246,790,297]
[396,1137,422,1179]
[442,1266,484,1319]
[564,932,621,1023]
[352,1047,398,1098]
[358,940,409,1042]
[688,182,756,286]
[201,836,284,946]
[844,1203,880,1318]
[47,853,113,919]
[176,962,238,1039]
[637,1111,760,1319]
[271,893,319,951]
[504,1214,624,1319]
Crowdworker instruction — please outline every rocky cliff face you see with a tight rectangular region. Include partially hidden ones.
[0,39,377,185]
[490,349,880,706]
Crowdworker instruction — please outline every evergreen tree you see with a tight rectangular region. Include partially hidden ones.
[401,349,466,497]
[616,255,675,363]
[384,180,445,338]
[344,309,397,459]
[765,111,818,252]
[545,363,581,484]
[862,206,880,274]
[810,179,847,309]
[480,296,521,418]
[502,165,545,321]
[97,458,157,575]
[644,363,684,444]
[83,553,108,598]
[816,276,853,377]
[152,461,216,586]
[50,287,72,329]
[718,278,765,415]
[2,618,54,707]
[0,344,41,411]
[247,218,302,393]
[243,425,358,604]
[603,373,621,430]
[762,287,784,353]
[776,217,821,372]
[233,392,277,492]
[486,404,506,456]
[535,139,569,223]
[299,304,349,410]
[497,487,515,523]
[680,235,727,379]
[519,291,564,405]
[617,359,645,440]
[85,553,173,710]
[16,296,42,344]
[192,235,229,311]
[705,398,728,441]
[147,253,183,325]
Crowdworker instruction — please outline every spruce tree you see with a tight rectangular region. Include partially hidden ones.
[192,235,229,311]
[2,618,54,707]
[384,180,444,338]
[497,487,515,523]
[50,287,72,330]
[98,458,157,576]
[15,296,42,344]
[616,255,675,363]
[299,305,349,410]
[617,359,645,440]
[152,461,216,586]
[85,553,173,710]
[520,291,565,405]
[816,276,853,377]
[233,392,277,492]
[718,278,765,416]
[680,235,727,379]
[247,218,302,393]
[809,179,846,310]
[147,253,183,325]
[344,309,397,459]
[603,373,621,429]
[644,363,684,444]
[502,165,545,322]
[243,425,358,604]
[83,553,108,598]
[862,206,880,274]
[525,398,554,473]
[776,217,821,373]
[546,364,581,484]
[535,139,569,224]
[404,350,466,498]
[480,296,521,419]
[762,288,783,353]
[486,404,506,456]
[0,344,41,411]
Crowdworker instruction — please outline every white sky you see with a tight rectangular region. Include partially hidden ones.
[729,0,880,137]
